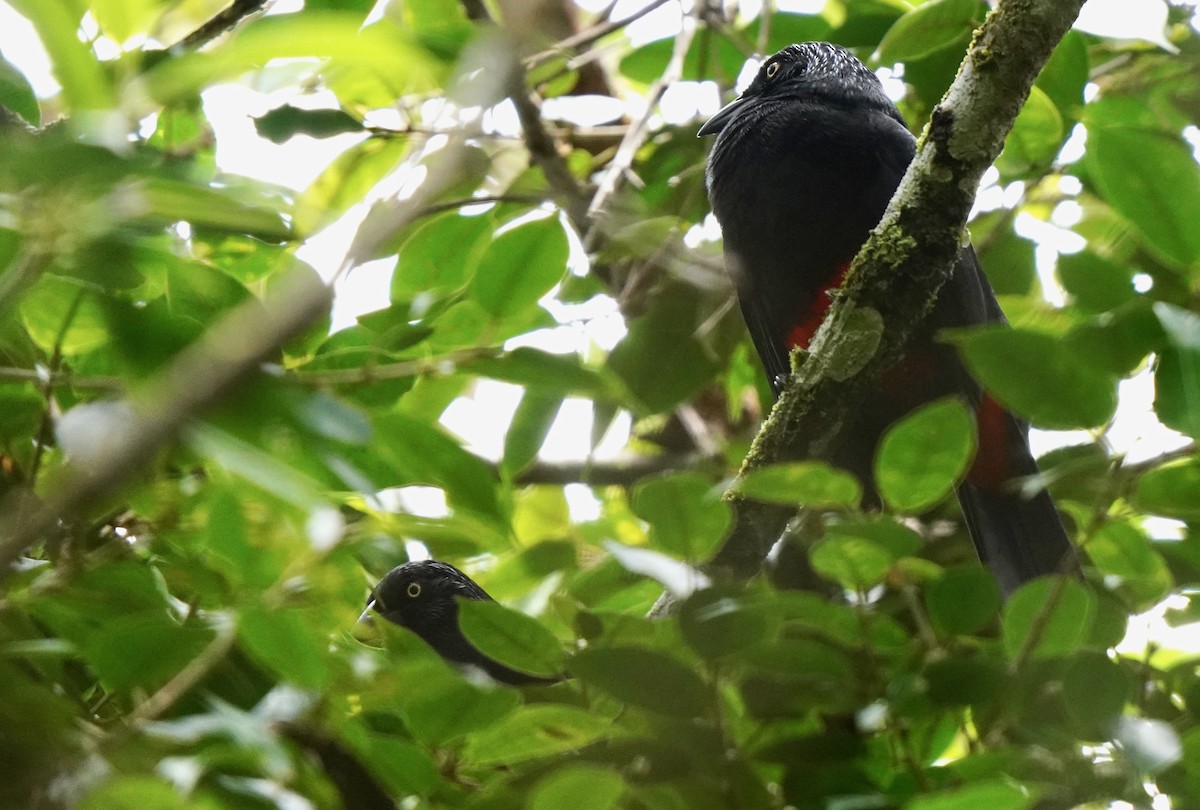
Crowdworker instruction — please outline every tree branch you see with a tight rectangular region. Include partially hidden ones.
[708,0,1090,580]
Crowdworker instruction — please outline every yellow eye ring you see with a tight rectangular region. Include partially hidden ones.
[406,582,421,598]
[765,61,780,78]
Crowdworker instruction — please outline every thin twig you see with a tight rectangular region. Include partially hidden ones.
[523,0,674,69]
[127,619,237,727]
[584,4,699,248]
[505,61,591,228]
[289,347,501,386]
[0,367,124,392]
[175,0,271,51]
[28,288,86,484]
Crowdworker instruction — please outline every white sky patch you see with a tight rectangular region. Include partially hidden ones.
[1076,0,1176,51]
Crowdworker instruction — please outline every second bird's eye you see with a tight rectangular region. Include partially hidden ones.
[765,61,780,78]
[406,582,421,598]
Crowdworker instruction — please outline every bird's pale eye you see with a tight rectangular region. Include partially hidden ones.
[406,582,421,598]
[765,61,780,79]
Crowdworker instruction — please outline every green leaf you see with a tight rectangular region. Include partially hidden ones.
[1153,304,1200,440]
[389,211,495,298]
[0,57,39,126]
[135,178,293,241]
[470,215,569,319]
[608,280,733,413]
[1002,578,1094,661]
[570,646,709,717]
[465,706,612,765]
[631,472,732,560]
[470,347,611,398]
[1056,251,1136,313]
[501,389,561,478]
[20,276,108,354]
[1085,521,1172,608]
[298,137,410,235]
[1061,651,1132,738]
[7,0,114,112]
[370,410,502,520]
[876,0,982,63]
[0,383,45,442]
[529,765,625,810]
[238,606,330,689]
[253,105,363,143]
[142,12,444,104]
[905,779,1030,810]
[456,599,564,679]
[810,536,894,590]
[952,326,1117,429]
[925,566,1001,636]
[82,615,215,692]
[735,461,862,508]
[1087,121,1200,267]
[1035,30,1088,121]
[997,85,1064,175]
[397,672,521,745]
[1135,459,1200,521]
[679,590,775,660]
[876,398,975,512]
[78,777,188,810]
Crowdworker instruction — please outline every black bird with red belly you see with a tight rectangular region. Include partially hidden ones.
[699,42,1077,593]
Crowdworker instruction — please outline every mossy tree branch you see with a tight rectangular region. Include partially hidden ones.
[708,0,1090,579]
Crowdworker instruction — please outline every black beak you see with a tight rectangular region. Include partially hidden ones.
[698,95,747,137]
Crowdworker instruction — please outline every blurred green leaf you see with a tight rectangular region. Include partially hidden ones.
[631,472,731,560]
[457,599,564,679]
[465,706,611,765]
[1087,115,1200,267]
[238,606,330,689]
[1153,304,1200,439]
[1062,651,1132,739]
[1056,251,1136,313]
[876,398,975,513]
[1135,459,1200,521]
[501,389,560,478]
[925,566,1001,636]
[997,85,1064,176]
[735,461,862,508]
[7,0,114,111]
[389,210,494,297]
[141,12,444,104]
[529,764,625,810]
[876,0,982,63]
[1086,521,1172,608]
[0,57,39,126]
[470,215,569,319]
[952,326,1117,428]
[78,776,190,810]
[679,589,775,660]
[570,646,709,717]
[810,535,894,590]
[905,779,1030,810]
[1002,578,1094,661]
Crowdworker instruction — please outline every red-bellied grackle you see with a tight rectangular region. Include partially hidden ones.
[700,42,1077,593]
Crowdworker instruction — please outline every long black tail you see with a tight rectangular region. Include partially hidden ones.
[956,410,1079,595]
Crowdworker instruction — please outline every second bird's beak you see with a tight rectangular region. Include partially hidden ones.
[357,599,376,626]
[698,95,747,137]
[354,600,382,645]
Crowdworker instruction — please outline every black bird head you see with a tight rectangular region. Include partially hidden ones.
[361,559,490,644]
[698,42,901,139]
[360,560,557,686]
